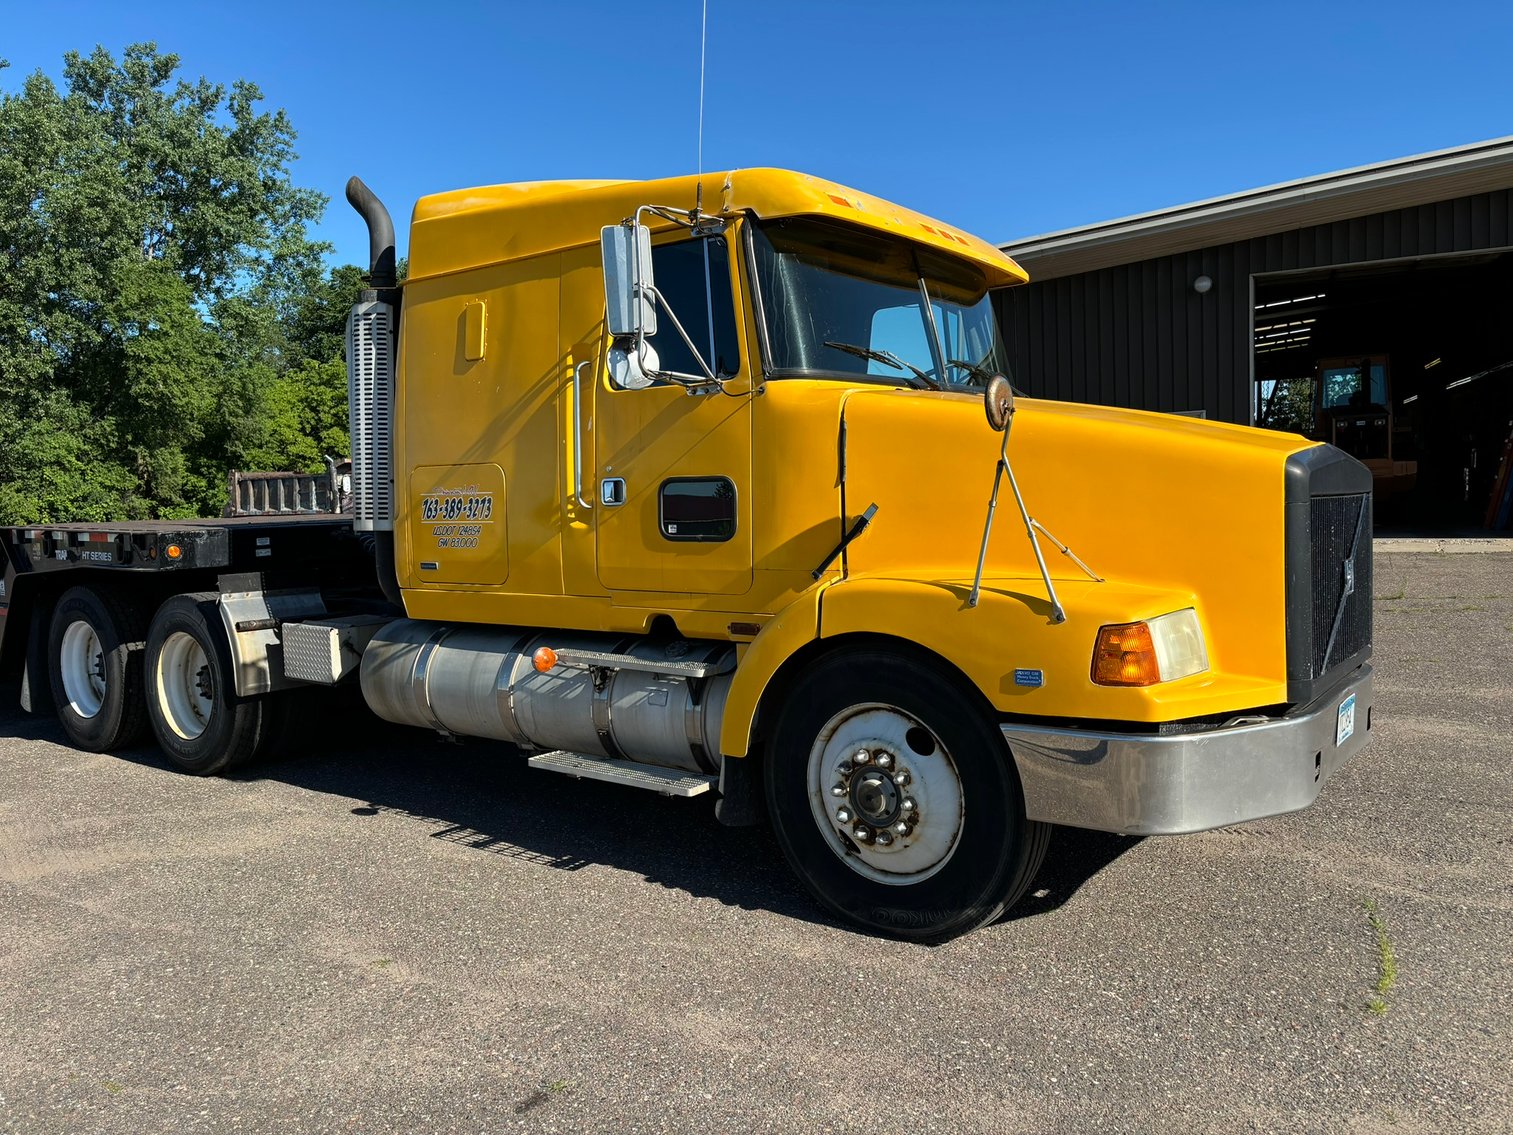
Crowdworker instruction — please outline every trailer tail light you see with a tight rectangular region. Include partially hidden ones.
[1092,609,1208,687]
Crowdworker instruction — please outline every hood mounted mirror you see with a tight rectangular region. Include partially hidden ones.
[984,374,1014,431]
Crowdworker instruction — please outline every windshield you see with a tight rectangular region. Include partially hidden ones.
[749,218,1010,390]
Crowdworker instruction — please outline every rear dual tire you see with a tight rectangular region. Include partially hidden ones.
[46,586,150,752]
[144,593,283,776]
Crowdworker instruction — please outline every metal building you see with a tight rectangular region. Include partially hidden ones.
[995,137,1513,530]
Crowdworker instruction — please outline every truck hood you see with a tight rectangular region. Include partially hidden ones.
[837,387,1319,684]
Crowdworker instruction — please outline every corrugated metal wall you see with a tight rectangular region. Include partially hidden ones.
[995,189,1513,423]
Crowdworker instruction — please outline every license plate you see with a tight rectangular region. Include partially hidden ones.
[1336,693,1357,747]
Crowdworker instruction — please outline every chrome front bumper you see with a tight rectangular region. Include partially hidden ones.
[1003,665,1374,835]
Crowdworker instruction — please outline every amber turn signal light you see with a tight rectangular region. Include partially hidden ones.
[532,646,559,673]
[164,543,183,561]
[1091,621,1161,687]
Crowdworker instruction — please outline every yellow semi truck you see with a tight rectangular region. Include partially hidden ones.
[0,168,1375,940]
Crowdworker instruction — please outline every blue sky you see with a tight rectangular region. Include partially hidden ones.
[6,1,1513,269]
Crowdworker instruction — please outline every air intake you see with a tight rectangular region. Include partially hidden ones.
[346,299,395,532]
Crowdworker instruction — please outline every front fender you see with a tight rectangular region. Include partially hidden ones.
[818,574,1288,724]
[717,582,828,757]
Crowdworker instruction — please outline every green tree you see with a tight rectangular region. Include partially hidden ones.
[0,44,339,523]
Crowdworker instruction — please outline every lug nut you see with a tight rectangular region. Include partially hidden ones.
[875,752,893,768]
[893,821,911,837]
[852,824,873,842]
[852,749,872,765]
[831,784,846,797]
[901,797,917,813]
[875,831,893,847]
[836,808,852,824]
[895,770,911,787]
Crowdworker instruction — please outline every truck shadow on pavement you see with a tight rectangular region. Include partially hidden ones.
[1,691,1140,940]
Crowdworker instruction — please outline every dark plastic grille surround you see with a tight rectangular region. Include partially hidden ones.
[1284,446,1374,705]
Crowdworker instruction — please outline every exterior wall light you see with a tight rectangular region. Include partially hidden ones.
[1193,275,1213,294]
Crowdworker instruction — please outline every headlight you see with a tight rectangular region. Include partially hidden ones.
[1091,608,1210,687]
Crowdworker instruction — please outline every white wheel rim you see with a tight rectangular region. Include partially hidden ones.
[806,704,964,886]
[60,620,107,719]
[156,631,214,740]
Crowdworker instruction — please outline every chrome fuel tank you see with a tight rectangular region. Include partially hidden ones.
[359,620,733,773]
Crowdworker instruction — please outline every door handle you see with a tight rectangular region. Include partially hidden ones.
[573,360,593,510]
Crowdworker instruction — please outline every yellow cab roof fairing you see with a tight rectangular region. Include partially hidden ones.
[405,168,1031,287]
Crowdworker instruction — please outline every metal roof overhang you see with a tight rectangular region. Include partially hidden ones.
[999,136,1513,282]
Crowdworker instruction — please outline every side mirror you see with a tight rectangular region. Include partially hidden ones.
[601,223,657,338]
[984,374,1015,431]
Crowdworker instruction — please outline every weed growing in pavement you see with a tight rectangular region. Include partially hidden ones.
[515,1078,571,1114]
[1363,898,1398,1015]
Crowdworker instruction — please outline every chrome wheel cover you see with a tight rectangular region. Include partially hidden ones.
[806,703,964,885]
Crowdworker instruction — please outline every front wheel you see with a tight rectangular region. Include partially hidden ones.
[765,648,1049,941]
[145,593,277,775]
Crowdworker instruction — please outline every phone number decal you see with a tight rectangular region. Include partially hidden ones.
[421,493,494,522]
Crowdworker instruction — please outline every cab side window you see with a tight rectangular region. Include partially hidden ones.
[647,237,741,379]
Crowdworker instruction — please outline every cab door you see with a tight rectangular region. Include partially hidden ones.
[593,231,753,597]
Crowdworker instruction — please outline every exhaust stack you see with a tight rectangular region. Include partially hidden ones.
[344,176,403,608]
[345,176,397,290]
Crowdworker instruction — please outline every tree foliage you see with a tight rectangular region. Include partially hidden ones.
[0,44,365,523]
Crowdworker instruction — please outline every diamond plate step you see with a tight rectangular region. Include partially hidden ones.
[526,750,715,797]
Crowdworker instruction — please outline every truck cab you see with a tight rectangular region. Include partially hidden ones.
[348,168,1375,937]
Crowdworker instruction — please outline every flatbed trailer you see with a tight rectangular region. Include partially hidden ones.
[0,514,383,719]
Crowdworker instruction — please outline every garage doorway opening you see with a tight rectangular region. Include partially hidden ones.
[1253,252,1513,534]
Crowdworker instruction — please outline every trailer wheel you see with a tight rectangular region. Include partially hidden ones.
[46,585,150,751]
[145,593,272,775]
[764,648,1049,941]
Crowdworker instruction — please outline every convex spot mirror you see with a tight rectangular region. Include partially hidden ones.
[984,374,1015,431]
[601,223,657,339]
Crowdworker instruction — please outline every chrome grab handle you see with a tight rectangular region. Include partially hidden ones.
[573,360,593,510]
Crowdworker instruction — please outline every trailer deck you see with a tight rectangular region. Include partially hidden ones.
[0,514,370,686]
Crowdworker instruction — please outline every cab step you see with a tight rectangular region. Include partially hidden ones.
[548,647,733,680]
[526,750,715,797]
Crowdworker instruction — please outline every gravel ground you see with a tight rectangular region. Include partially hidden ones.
[0,548,1509,1134]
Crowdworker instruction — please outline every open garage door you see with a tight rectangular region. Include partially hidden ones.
[1253,253,1513,533]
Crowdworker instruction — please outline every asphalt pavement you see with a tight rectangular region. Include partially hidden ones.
[0,547,1509,1134]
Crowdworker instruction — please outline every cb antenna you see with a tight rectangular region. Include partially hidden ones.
[694,0,708,218]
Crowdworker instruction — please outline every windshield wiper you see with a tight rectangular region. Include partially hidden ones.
[947,358,995,384]
[823,341,941,390]
[948,357,1027,397]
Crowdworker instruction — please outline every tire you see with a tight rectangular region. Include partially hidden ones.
[144,593,276,775]
[46,585,150,752]
[764,648,1050,941]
